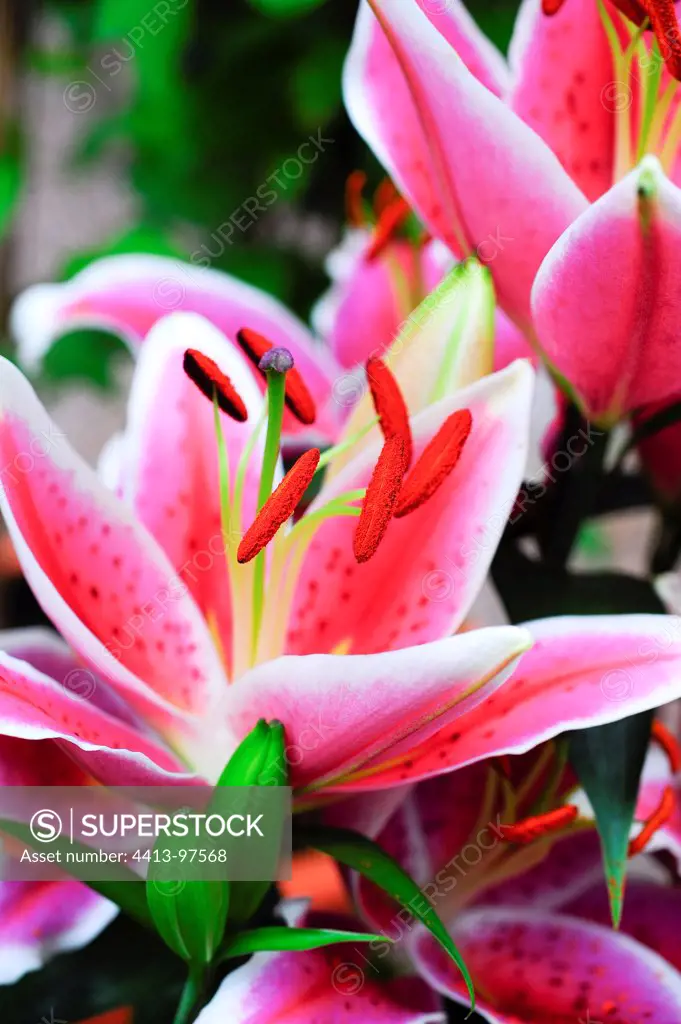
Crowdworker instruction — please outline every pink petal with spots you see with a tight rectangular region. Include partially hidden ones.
[195,942,444,1023]
[532,157,681,422]
[10,254,341,441]
[0,357,227,738]
[335,614,681,789]
[223,626,531,791]
[344,1,587,329]
[415,0,508,97]
[120,313,269,675]
[0,649,192,785]
[413,908,681,1024]
[288,361,534,657]
[565,879,681,974]
[508,0,615,201]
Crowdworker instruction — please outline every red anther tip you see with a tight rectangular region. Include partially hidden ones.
[366,197,411,261]
[500,805,579,845]
[183,349,249,422]
[237,448,321,564]
[641,0,681,82]
[346,170,368,228]
[366,356,412,465]
[542,0,566,13]
[237,328,316,426]
[373,178,400,218]
[394,408,473,519]
[652,720,681,774]
[628,784,676,856]
[353,436,408,564]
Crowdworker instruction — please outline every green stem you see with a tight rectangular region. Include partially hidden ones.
[252,371,287,658]
[173,963,206,1024]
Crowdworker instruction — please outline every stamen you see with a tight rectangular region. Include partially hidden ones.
[640,0,681,81]
[373,178,399,218]
[183,349,248,421]
[499,804,579,845]
[628,784,675,855]
[236,328,316,426]
[652,720,681,773]
[542,0,566,11]
[366,197,411,261]
[346,170,368,227]
[366,356,412,465]
[353,436,408,564]
[394,408,473,519]
[237,448,321,564]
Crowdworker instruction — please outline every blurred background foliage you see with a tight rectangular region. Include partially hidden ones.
[0,0,522,388]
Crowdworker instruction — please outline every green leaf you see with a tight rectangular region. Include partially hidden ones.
[0,124,22,240]
[297,826,475,1010]
[247,0,328,18]
[220,925,387,960]
[568,711,653,927]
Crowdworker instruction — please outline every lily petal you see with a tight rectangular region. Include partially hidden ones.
[10,254,341,440]
[224,626,531,791]
[0,357,227,737]
[413,907,681,1023]
[338,614,681,788]
[288,361,534,656]
[195,941,444,1023]
[344,0,587,328]
[532,157,681,422]
[120,313,268,673]
[508,0,615,200]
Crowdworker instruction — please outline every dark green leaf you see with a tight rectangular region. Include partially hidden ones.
[568,711,653,927]
[297,826,475,1010]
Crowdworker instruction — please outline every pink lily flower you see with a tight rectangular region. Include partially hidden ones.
[195,907,444,1023]
[356,760,681,1023]
[344,0,681,424]
[10,254,342,442]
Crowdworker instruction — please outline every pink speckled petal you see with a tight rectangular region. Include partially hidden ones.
[11,254,341,441]
[224,626,530,791]
[0,357,227,737]
[195,942,444,1024]
[336,614,681,788]
[508,0,615,201]
[413,908,681,1023]
[288,362,533,657]
[344,1,587,328]
[565,879,681,974]
[532,157,681,422]
[120,313,268,674]
[0,649,191,785]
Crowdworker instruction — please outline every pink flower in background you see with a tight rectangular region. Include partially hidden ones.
[345,0,681,423]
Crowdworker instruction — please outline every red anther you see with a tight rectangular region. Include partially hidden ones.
[236,328,316,426]
[354,436,408,564]
[499,804,579,845]
[640,0,681,82]
[183,349,248,422]
[394,408,473,519]
[366,356,412,466]
[373,178,400,218]
[366,197,411,261]
[346,170,368,228]
[652,720,681,773]
[237,448,321,564]
[628,784,676,856]
[542,0,567,12]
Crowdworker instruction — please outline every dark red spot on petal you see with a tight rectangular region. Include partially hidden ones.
[394,408,473,518]
[353,436,408,564]
[183,349,248,422]
[236,328,316,426]
[237,448,320,563]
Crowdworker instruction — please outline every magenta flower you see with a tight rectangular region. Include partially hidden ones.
[344,0,681,424]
